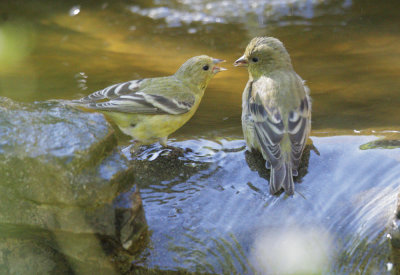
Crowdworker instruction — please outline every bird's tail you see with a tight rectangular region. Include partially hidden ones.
[47,99,83,107]
[50,99,93,111]
[269,162,294,196]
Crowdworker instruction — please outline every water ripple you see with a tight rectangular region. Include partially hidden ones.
[130,136,399,273]
[129,0,352,28]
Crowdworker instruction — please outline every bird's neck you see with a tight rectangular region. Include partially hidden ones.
[250,66,292,80]
[174,73,208,93]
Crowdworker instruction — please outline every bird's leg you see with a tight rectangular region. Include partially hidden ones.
[129,141,141,155]
[159,136,168,147]
[159,136,187,155]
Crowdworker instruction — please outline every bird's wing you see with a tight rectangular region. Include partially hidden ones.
[84,89,195,115]
[248,81,285,168]
[75,79,146,103]
[288,95,311,169]
[73,77,196,115]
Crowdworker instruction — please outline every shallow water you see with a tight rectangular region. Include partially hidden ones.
[1,0,400,273]
[125,135,400,274]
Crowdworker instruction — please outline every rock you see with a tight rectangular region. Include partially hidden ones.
[360,139,400,150]
[0,97,148,274]
[244,143,313,183]
[0,238,72,274]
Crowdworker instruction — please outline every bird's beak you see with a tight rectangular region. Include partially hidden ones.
[212,58,227,73]
[233,55,248,67]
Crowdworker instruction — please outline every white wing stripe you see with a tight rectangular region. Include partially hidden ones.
[114,82,127,95]
[120,95,145,100]
[103,84,117,97]
[289,119,304,135]
[142,94,191,115]
[129,80,140,90]
[288,111,300,122]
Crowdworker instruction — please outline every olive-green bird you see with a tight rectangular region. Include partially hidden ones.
[72,55,226,147]
[234,37,311,196]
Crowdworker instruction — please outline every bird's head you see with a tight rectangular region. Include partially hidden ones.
[234,37,292,78]
[175,55,226,89]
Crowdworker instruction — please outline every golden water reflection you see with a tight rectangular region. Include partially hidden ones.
[0,0,399,141]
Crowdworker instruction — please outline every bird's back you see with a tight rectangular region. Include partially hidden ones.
[242,70,311,195]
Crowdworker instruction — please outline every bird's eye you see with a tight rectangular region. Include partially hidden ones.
[252,57,259,62]
[203,65,209,71]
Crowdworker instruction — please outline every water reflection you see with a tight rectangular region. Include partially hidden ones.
[127,135,399,274]
[0,0,399,135]
[251,226,332,274]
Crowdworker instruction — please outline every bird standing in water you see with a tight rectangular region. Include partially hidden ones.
[234,37,311,195]
[72,55,226,149]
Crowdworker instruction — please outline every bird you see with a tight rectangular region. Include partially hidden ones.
[71,55,226,150]
[234,37,311,196]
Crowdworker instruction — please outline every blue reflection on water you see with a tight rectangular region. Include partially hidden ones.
[126,135,399,274]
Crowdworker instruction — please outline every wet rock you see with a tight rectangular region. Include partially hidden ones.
[383,134,400,273]
[0,97,148,274]
[0,237,72,274]
[360,139,400,150]
[390,194,400,274]
[128,145,210,189]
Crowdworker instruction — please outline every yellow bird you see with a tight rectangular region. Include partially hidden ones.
[234,37,311,196]
[73,55,226,148]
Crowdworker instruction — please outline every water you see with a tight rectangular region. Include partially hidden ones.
[1,0,400,273]
[125,135,399,273]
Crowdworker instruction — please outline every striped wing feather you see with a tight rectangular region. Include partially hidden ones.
[249,89,285,168]
[87,92,194,115]
[76,79,145,102]
[74,78,195,115]
[288,97,310,169]
[248,81,310,171]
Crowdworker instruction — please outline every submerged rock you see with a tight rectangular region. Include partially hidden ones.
[0,97,148,274]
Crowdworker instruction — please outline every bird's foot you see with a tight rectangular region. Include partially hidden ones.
[159,136,168,147]
[161,145,193,157]
[129,142,142,156]
[158,137,193,156]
